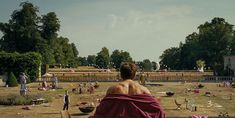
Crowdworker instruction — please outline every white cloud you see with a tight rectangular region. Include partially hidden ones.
[108,6,191,28]
[56,1,235,61]
[1,0,235,61]
[91,5,197,61]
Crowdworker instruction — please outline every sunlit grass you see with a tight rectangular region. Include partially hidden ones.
[0,82,234,118]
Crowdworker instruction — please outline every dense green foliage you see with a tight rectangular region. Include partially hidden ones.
[160,47,181,70]
[96,47,110,69]
[87,55,96,66]
[137,59,153,71]
[111,49,132,69]
[77,47,158,71]
[6,72,18,87]
[78,48,135,70]
[160,17,235,75]
[0,2,156,71]
[152,61,157,70]
[78,57,89,66]
[0,2,78,67]
[0,52,41,82]
[0,2,40,53]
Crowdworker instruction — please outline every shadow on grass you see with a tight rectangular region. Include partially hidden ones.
[164,108,178,111]
[71,113,89,116]
[145,83,164,86]
[161,95,174,97]
[41,112,60,115]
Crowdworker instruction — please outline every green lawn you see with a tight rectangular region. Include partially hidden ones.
[0,82,234,118]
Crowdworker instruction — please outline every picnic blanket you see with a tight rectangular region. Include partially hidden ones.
[91,94,165,118]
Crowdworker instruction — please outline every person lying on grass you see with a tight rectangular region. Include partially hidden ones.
[90,62,166,118]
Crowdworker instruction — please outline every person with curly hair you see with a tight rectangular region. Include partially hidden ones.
[90,62,165,118]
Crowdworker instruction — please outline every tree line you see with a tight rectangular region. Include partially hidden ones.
[0,2,157,71]
[77,47,158,71]
[159,17,235,75]
[0,2,78,67]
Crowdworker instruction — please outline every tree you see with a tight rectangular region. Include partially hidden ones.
[152,61,157,70]
[53,37,78,67]
[143,59,152,71]
[35,39,55,64]
[40,12,78,66]
[111,50,121,69]
[6,72,18,87]
[87,55,96,66]
[120,51,132,62]
[96,47,110,68]
[159,47,181,70]
[0,2,41,52]
[138,59,152,71]
[180,32,200,69]
[111,50,132,69]
[159,17,234,74]
[0,2,79,66]
[41,12,60,40]
[198,17,233,71]
[230,31,235,54]
[71,43,79,57]
[78,57,88,66]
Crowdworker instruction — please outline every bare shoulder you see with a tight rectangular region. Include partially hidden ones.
[127,80,151,95]
[134,82,151,95]
[140,85,151,95]
[106,83,126,95]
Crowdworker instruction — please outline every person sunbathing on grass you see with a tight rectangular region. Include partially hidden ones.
[90,62,165,118]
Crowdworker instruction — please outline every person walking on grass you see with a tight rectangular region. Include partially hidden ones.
[63,90,70,110]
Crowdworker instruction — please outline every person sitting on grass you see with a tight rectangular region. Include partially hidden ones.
[90,62,165,118]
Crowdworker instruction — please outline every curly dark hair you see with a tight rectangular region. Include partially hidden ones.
[120,62,137,80]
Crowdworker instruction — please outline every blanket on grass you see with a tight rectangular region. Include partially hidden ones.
[91,94,165,118]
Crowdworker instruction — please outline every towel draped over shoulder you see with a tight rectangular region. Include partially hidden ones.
[91,94,166,118]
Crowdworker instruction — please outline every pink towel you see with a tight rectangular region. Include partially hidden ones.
[91,94,165,118]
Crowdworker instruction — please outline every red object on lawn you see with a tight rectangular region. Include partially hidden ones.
[194,90,200,94]
[91,94,165,118]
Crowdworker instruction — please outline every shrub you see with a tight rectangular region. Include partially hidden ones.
[6,72,18,87]
[0,94,52,105]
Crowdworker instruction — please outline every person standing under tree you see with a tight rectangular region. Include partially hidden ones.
[63,90,70,110]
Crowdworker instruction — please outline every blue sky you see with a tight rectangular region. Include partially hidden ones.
[1,0,235,61]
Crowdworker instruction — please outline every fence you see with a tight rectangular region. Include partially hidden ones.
[38,71,218,82]
[204,76,235,82]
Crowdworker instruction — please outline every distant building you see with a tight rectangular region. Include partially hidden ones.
[224,55,235,76]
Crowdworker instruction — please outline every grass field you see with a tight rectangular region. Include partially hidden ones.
[0,81,234,118]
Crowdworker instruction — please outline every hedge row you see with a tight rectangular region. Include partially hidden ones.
[0,52,42,82]
[0,94,51,105]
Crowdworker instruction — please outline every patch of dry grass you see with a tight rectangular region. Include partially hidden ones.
[0,82,234,118]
